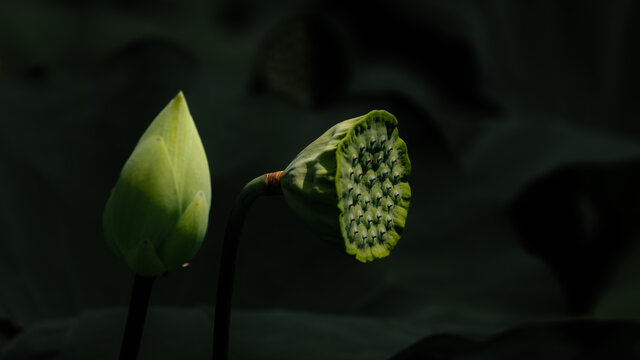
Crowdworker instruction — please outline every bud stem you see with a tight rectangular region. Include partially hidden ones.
[119,274,155,360]
[213,173,283,360]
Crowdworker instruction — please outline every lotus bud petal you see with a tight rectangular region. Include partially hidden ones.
[103,92,211,276]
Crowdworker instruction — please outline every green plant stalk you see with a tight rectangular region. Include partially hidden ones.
[120,274,156,360]
[213,173,282,360]
[212,110,409,359]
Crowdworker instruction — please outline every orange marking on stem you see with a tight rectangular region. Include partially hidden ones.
[266,171,284,195]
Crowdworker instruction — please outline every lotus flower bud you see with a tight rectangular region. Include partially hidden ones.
[281,110,411,262]
[103,92,211,276]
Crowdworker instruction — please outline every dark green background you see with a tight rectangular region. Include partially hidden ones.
[1,0,640,359]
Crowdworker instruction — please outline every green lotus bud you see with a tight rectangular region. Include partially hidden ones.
[103,92,211,276]
[281,110,411,262]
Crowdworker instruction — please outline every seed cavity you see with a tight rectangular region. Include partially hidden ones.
[341,121,408,256]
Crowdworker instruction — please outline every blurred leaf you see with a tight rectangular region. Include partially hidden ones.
[60,308,211,360]
[389,333,478,360]
[392,320,640,360]
[0,317,22,342]
[509,159,640,314]
[455,320,640,360]
[595,241,640,320]
[1,318,71,360]
[252,14,350,108]
[3,308,418,360]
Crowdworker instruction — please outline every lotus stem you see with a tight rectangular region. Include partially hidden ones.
[213,172,282,360]
[120,274,156,360]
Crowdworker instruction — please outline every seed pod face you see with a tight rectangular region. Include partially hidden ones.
[281,110,411,262]
[103,92,211,276]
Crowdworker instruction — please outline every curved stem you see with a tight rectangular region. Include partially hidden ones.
[120,274,156,360]
[213,173,282,360]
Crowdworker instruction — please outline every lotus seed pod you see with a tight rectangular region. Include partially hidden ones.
[281,110,411,262]
[103,92,211,276]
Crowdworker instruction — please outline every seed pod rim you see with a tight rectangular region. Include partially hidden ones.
[334,110,412,262]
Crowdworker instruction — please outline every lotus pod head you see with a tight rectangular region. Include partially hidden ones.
[103,92,212,276]
[281,110,411,262]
